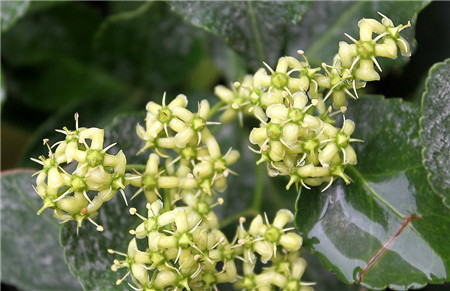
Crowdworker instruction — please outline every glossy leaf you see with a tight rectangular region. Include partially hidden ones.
[287,0,429,66]
[2,2,101,65]
[295,96,449,289]
[93,1,206,91]
[170,1,312,70]
[420,59,450,208]
[4,58,130,112]
[0,170,81,290]
[1,2,130,112]
[1,0,30,32]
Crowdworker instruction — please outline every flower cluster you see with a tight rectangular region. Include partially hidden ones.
[110,198,308,290]
[32,114,127,231]
[215,14,411,191]
[132,94,240,198]
[104,94,310,290]
[31,13,413,291]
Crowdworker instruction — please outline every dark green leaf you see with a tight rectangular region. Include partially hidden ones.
[1,2,129,112]
[287,1,430,67]
[60,113,148,290]
[2,2,101,65]
[0,170,81,290]
[5,58,130,112]
[295,97,449,289]
[1,0,30,32]
[93,2,206,91]
[420,59,450,208]
[170,1,312,70]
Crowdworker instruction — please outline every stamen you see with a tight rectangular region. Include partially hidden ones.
[55,129,68,135]
[373,32,388,43]
[189,219,203,233]
[51,140,64,149]
[53,188,72,202]
[127,282,143,291]
[129,208,147,221]
[344,33,358,44]
[371,56,382,72]
[30,157,44,166]
[262,61,274,74]
[72,164,87,175]
[349,56,361,72]
[300,179,311,190]
[190,263,203,278]
[162,92,167,107]
[82,190,94,205]
[322,177,334,192]
[119,189,128,206]
[168,155,181,167]
[102,143,117,153]
[115,271,130,285]
[248,145,262,154]
[88,218,104,232]
[74,112,79,129]
[264,212,270,226]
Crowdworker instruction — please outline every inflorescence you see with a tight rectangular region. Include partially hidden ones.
[32,13,411,290]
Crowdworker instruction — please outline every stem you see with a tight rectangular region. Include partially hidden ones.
[163,189,172,212]
[208,100,227,120]
[251,163,264,212]
[126,164,146,172]
[219,208,259,228]
[246,1,266,63]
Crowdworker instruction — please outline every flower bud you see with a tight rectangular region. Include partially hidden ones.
[338,42,357,68]
[253,68,271,88]
[269,141,285,162]
[214,85,234,102]
[249,215,265,236]
[154,270,177,289]
[396,36,411,57]
[249,127,267,145]
[273,209,294,229]
[319,143,339,166]
[280,233,303,251]
[356,59,380,81]
[375,38,397,59]
[254,240,273,263]
[283,123,299,145]
[266,104,288,122]
[131,263,148,287]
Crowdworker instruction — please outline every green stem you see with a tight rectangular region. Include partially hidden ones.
[251,163,264,212]
[126,164,146,172]
[208,100,227,120]
[219,208,259,228]
[246,1,266,63]
[163,189,172,212]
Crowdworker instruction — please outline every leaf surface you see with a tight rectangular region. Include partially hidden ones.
[420,59,450,207]
[0,170,81,290]
[1,0,30,32]
[93,2,206,91]
[295,97,450,289]
[170,1,312,70]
